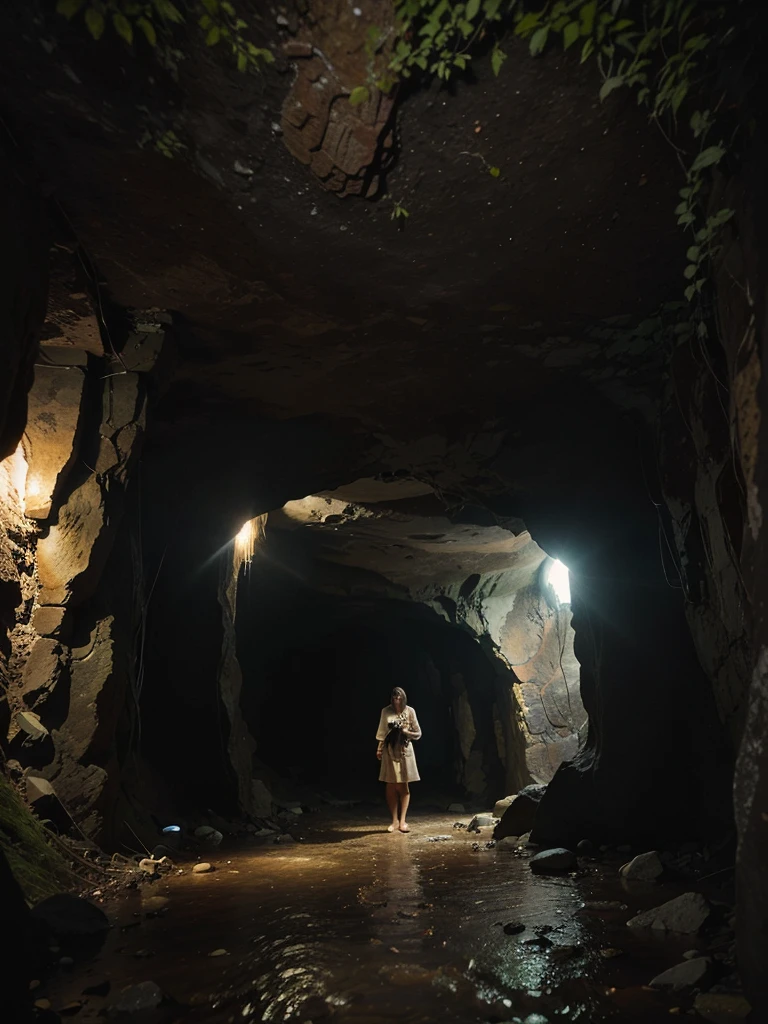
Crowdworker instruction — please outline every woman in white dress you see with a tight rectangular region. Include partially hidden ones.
[376,687,422,833]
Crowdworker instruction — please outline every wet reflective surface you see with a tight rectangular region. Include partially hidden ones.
[46,809,724,1022]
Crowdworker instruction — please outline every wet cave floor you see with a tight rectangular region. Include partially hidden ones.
[43,808,731,1023]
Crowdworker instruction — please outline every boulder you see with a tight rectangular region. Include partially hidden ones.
[649,957,712,993]
[30,894,109,939]
[493,796,515,818]
[109,981,164,1014]
[447,803,465,813]
[493,784,547,840]
[620,850,664,881]
[529,847,576,874]
[495,835,520,851]
[626,892,710,933]
[194,825,223,847]
[692,993,751,1021]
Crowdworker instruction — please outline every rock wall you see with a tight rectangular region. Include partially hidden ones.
[416,560,585,789]
[0,312,167,843]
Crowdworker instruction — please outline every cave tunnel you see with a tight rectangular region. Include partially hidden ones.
[1,1,768,1021]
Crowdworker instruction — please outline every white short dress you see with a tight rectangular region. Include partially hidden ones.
[376,704,422,783]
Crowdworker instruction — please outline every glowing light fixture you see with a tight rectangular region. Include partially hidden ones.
[235,519,256,568]
[546,558,571,605]
[162,825,181,834]
[0,443,29,513]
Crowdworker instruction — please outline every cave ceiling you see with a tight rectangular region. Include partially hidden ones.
[1,1,684,487]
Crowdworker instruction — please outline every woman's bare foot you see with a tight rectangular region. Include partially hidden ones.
[399,823,410,833]
[387,824,396,833]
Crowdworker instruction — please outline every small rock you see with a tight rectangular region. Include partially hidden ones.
[502,921,525,935]
[649,957,712,993]
[209,948,228,957]
[576,839,595,855]
[683,949,701,959]
[234,160,254,176]
[447,803,465,813]
[620,850,664,881]
[599,947,625,959]
[530,848,576,874]
[15,710,49,740]
[468,814,496,831]
[34,999,52,1011]
[692,993,751,1021]
[193,862,214,873]
[59,956,74,966]
[517,831,532,845]
[627,892,710,933]
[109,981,164,1013]
[275,834,297,844]
[495,836,519,851]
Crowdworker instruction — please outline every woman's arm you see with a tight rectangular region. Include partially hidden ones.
[402,708,422,741]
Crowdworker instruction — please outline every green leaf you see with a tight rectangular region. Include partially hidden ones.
[221,0,235,14]
[684,284,696,302]
[598,76,624,101]
[490,44,507,76]
[671,81,688,114]
[137,16,157,45]
[489,165,501,177]
[85,6,105,39]
[200,0,218,12]
[237,50,248,72]
[683,264,697,279]
[708,207,734,228]
[686,246,700,262]
[483,0,502,18]
[55,0,86,19]
[528,26,549,56]
[112,11,134,44]
[349,85,370,107]
[690,145,725,172]
[466,0,480,20]
[579,0,597,35]
[563,21,579,49]
[515,11,541,36]
[154,0,184,23]
[677,212,696,226]
[206,25,221,45]
[580,37,594,63]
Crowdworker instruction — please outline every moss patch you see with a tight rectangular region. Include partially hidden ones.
[0,773,72,903]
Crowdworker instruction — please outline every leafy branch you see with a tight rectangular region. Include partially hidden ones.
[54,0,274,73]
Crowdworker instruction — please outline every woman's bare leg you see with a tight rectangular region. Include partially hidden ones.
[398,783,411,831]
[386,783,399,830]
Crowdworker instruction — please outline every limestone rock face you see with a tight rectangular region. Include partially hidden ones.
[36,475,109,606]
[32,605,70,640]
[23,365,85,519]
[20,637,67,709]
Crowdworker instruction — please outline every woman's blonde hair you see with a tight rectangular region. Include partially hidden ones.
[391,686,407,707]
